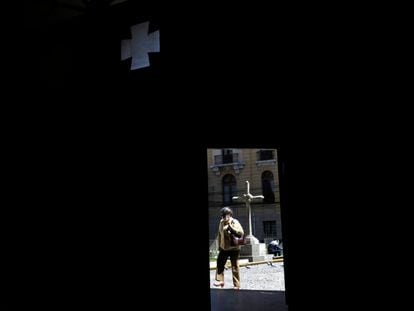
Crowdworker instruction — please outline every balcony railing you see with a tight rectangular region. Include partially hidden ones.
[257,150,275,161]
[214,153,239,165]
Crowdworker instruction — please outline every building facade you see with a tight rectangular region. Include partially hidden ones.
[207,148,282,243]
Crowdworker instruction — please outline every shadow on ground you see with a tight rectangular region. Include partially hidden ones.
[210,289,287,311]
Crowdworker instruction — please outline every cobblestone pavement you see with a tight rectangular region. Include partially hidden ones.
[210,262,285,291]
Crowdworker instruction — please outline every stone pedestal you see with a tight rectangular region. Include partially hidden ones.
[245,235,259,245]
[240,242,274,262]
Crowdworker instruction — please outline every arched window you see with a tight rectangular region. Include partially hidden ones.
[262,171,275,203]
[222,174,237,205]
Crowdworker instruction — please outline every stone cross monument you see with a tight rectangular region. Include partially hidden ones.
[232,180,264,245]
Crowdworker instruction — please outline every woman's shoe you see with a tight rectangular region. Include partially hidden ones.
[213,281,224,288]
[233,286,240,290]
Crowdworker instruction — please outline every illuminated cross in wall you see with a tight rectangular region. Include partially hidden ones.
[232,181,264,244]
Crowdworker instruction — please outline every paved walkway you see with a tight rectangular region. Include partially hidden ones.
[210,262,285,291]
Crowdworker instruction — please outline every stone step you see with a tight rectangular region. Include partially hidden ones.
[209,259,249,269]
[239,254,274,262]
[209,257,283,270]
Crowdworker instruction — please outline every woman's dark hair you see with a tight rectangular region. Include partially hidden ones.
[220,207,233,217]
